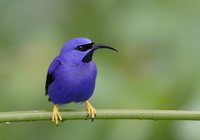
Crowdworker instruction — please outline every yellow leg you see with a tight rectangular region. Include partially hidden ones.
[52,104,62,125]
[85,101,96,121]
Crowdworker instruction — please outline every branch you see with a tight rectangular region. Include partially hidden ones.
[1,109,200,123]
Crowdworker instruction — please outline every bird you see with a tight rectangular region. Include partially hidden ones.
[45,37,119,125]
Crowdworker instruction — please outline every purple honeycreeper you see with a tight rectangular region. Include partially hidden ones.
[45,37,119,125]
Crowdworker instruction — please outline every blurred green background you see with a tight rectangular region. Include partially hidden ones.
[1,0,200,140]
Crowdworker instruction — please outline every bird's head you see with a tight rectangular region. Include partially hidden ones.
[59,37,119,63]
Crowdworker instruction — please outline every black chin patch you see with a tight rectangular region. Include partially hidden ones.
[82,49,95,63]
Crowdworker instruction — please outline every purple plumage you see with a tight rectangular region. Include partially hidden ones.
[46,37,97,105]
[47,56,97,104]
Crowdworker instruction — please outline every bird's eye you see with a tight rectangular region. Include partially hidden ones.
[78,46,83,50]
[75,43,94,52]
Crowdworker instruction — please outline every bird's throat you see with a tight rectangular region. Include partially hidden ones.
[82,50,95,63]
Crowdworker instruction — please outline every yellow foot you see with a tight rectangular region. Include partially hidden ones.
[85,101,96,121]
[52,104,62,125]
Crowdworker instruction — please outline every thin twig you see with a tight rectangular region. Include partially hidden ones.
[1,109,200,123]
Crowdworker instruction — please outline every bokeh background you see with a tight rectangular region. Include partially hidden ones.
[1,0,200,140]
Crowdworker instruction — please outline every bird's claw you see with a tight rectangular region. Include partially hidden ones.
[52,104,62,125]
[85,114,89,120]
[85,101,96,122]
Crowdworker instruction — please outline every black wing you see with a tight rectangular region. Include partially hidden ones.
[45,73,55,96]
[45,57,61,96]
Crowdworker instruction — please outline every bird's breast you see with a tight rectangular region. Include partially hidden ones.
[61,61,97,83]
[49,61,97,104]
[51,61,97,103]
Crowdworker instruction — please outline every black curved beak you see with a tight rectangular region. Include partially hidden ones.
[82,44,119,63]
[92,44,119,53]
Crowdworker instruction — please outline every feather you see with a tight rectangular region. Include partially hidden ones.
[45,57,61,95]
